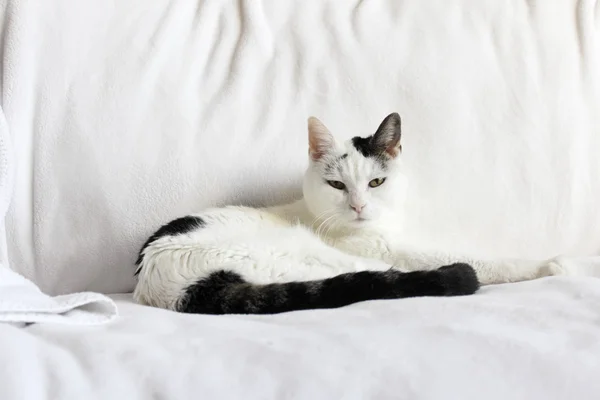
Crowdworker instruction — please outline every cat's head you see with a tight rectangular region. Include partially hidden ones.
[303,112,408,229]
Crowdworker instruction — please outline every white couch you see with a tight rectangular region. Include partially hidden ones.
[1,0,600,398]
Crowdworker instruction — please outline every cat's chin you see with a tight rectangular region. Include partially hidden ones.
[350,217,373,225]
[347,214,388,229]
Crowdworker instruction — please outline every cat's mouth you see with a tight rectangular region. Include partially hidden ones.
[348,210,372,223]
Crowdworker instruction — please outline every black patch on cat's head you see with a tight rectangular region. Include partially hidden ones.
[352,113,402,161]
[135,215,205,274]
[351,136,376,158]
[350,135,391,170]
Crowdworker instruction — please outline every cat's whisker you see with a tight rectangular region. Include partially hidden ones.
[315,213,337,238]
[323,217,340,239]
[315,217,329,238]
[312,209,338,236]
[312,208,337,224]
[317,212,341,239]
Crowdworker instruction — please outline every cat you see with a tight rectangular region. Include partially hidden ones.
[133,112,566,314]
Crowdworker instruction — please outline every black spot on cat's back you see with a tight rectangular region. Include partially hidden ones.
[135,215,205,270]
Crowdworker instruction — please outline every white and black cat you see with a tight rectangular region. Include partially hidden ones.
[134,113,566,314]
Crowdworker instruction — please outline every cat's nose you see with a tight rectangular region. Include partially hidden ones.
[350,203,366,213]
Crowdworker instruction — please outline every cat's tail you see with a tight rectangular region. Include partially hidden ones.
[176,263,479,315]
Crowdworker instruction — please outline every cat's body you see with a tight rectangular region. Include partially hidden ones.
[134,113,566,314]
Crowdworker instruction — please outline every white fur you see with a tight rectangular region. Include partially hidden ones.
[134,116,566,310]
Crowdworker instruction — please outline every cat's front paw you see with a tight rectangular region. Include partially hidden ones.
[536,256,571,278]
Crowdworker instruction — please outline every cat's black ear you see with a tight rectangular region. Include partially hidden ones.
[373,112,402,158]
[308,117,335,161]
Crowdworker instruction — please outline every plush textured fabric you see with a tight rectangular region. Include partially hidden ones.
[3,0,600,295]
[0,105,117,325]
[2,1,600,398]
[1,277,599,400]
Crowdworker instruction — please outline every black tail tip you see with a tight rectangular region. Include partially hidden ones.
[436,263,480,296]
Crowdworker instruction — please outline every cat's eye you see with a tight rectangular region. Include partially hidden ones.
[327,180,346,190]
[368,178,386,188]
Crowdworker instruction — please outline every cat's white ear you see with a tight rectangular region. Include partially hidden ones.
[308,117,335,161]
[373,112,402,158]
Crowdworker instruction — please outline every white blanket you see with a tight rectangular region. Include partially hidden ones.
[0,107,117,325]
[1,104,113,373]
[3,0,600,295]
[1,276,599,400]
[0,267,117,326]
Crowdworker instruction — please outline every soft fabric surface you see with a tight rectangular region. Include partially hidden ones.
[0,101,13,267]
[2,2,600,397]
[0,106,117,325]
[3,0,600,295]
[0,266,117,326]
[0,277,599,400]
